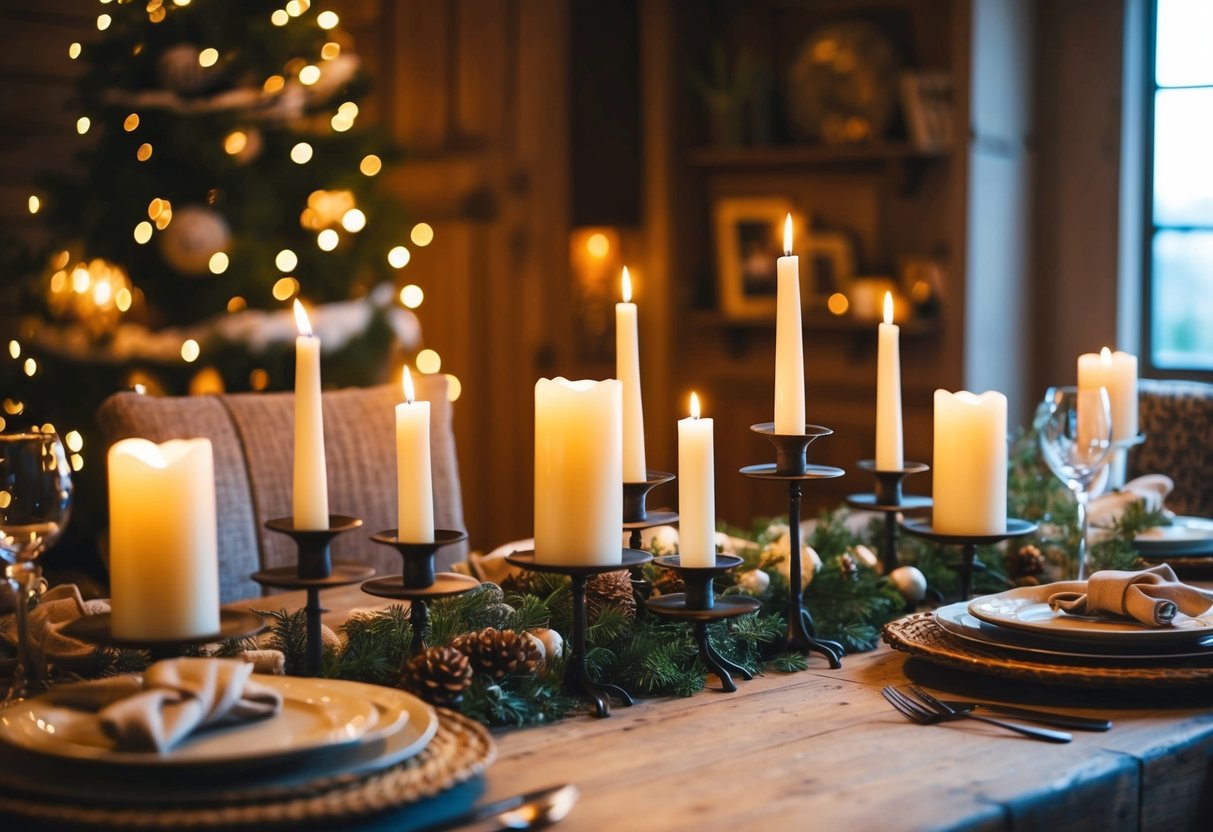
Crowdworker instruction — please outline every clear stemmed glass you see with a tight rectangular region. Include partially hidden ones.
[0,432,73,702]
[1036,386,1112,581]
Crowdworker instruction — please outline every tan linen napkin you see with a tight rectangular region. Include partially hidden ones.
[0,584,111,668]
[1048,564,1213,626]
[1088,474,1174,529]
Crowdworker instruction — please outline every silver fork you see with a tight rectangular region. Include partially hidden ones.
[882,685,1072,743]
[907,684,1111,731]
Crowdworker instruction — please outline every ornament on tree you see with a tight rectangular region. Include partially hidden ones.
[586,570,637,621]
[158,205,231,275]
[401,645,473,707]
[889,565,928,603]
[451,627,542,681]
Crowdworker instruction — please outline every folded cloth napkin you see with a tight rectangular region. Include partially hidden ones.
[0,584,111,668]
[1047,564,1213,626]
[1087,474,1175,529]
[44,658,282,753]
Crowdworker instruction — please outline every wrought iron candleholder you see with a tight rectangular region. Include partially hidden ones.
[622,470,677,603]
[62,610,267,663]
[257,514,369,676]
[741,423,846,668]
[506,548,652,718]
[362,529,475,654]
[644,554,760,692]
[900,517,1039,601]
[845,460,933,574]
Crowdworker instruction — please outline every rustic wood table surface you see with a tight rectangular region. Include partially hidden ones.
[233,585,1213,832]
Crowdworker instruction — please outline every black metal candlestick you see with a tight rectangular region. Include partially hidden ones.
[506,548,652,718]
[644,555,760,692]
[622,470,677,603]
[362,529,474,654]
[844,460,932,574]
[900,517,1038,601]
[62,610,267,663]
[258,514,368,676]
[741,423,846,668]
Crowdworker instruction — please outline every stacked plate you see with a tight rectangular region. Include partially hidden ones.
[1135,516,1213,563]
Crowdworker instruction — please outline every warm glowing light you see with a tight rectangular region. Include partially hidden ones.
[8,341,19,359]
[321,42,341,60]
[827,292,850,316]
[338,101,358,117]
[276,249,298,271]
[137,143,153,161]
[71,267,91,293]
[387,246,410,268]
[411,223,434,247]
[291,142,313,164]
[298,65,321,86]
[50,271,66,293]
[360,155,382,176]
[173,0,192,5]
[445,374,462,402]
[133,222,153,244]
[402,365,416,403]
[621,266,632,302]
[70,454,84,472]
[93,280,112,305]
[208,252,229,274]
[317,10,339,29]
[181,339,200,363]
[399,284,424,308]
[331,114,353,132]
[23,358,37,377]
[76,116,91,135]
[227,296,247,313]
[68,42,81,60]
[115,287,132,311]
[52,250,70,269]
[783,213,793,255]
[65,431,83,453]
[416,348,441,374]
[271,9,289,26]
[264,75,285,93]
[341,208,366,232]
[198,47,219,67]
[249,368,269,391]
[586,232,610,258]
[272,276,300,300]
[293,299,313,335]
[910,278,931,303]
[2,400,23,415]
[148,198,165,219]
[97,14,112,30]
[224,131,248,155]
[285,0,304,15]
[317,229,339,251]
[27,195,40,214]
[124,113,140,131]
[690,392,701,419]
[883,291,894,325]
[1100,346,1112,364]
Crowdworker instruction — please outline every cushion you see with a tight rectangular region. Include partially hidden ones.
[1129,379,1213,518]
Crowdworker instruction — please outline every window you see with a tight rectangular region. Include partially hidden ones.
[1145,0,1213,372]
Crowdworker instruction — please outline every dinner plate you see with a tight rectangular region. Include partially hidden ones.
[968,583,1213,647]
[0,674,378,769]
[1135,516,1213,557]
[935,602,1213,663]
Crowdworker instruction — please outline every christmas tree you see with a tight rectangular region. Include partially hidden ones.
[1,0,427,574]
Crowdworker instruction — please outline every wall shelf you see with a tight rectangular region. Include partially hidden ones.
[686,143,950,169]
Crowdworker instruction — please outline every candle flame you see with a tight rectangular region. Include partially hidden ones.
[293,298,313,336]
[402,365,416,404]
[622,266,632,303]
[883,291,894,325]
[690,392,701,419]
[1100,346,1112,364]
[783,213,793,256]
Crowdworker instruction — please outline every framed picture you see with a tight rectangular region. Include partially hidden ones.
[713,197,804,320]
[802,230,856,307]
[899,72,954,152]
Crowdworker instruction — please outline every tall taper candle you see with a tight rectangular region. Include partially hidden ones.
[932,390,1007,535]
[293,299,329,529]
[775,213,806,435]
[108,438,220,640]
[617,267,647,482]
[875,291,904,470]
[534,378,623,566]
[396,366,434,542]
[1077,347,1138,441]
[678,392,716,567]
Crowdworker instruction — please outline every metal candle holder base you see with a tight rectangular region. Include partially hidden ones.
[261,514,366,676]
[62,610,267,663]
[506,548,652,718]
[900,518,1039,601]
[363,529,475,654]
[644,555,760,692]
[742,423,846,668]
[622,470,677,604]
[845,460,933,574]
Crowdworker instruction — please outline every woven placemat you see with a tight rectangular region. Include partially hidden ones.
[883,613,1213,688]
[0,708,495,829]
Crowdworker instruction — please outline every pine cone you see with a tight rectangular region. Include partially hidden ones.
[401,646,473,706]
[652,568,686,597]
[586,570,637,621]
[1009,544,1046,577]
[451,627,542,680]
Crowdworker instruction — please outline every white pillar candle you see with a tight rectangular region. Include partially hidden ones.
[678,392,716,567]
[617,267,647,482]
[774,214,806,435]
[108,438,220,640]
[534,378,623,566]
[932,390,1007,535]
[293,300,329,529]
[1077,347,1138,441]
[396,366,434,542]
[875,291,904,470]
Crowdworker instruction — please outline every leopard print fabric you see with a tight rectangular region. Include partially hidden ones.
[1128,379,1213,518]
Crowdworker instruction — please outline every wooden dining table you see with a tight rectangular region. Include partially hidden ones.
[232,584,1213,832]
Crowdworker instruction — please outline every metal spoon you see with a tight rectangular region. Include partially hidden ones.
[418,783,580,831]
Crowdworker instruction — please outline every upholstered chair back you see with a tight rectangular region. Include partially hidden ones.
[1129,378,1213,518]
[97,377,464,602]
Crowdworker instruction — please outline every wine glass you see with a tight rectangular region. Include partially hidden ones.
[0,432,73,702]
[1036,387,1112,581]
